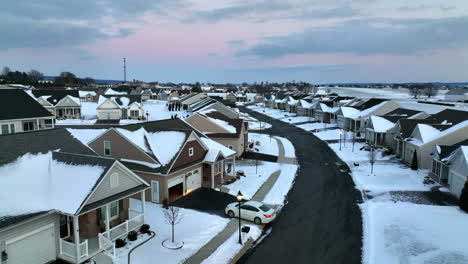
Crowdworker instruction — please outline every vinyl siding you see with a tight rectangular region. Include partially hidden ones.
[85,164,144,205]
[0,212,60,259]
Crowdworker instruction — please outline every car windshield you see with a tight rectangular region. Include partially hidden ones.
[259,204,271,212]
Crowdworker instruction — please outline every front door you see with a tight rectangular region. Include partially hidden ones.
[151,181,160,203]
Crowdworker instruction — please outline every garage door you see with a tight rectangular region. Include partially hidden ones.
[186,169,201,191]
[107,111,120,120]
[450,172,466,198]
[7,225,56,264]
[168,176,184,188]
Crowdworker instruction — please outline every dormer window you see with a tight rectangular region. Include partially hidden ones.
[104,140,111,156]
[189,147,194,156]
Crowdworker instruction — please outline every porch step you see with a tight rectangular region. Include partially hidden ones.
[90,252,113,264]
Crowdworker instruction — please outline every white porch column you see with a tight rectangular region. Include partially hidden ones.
[220,160,224,184]
[141,191,146,222]
[105,204,110,239]
[232,158,236,177]
[211,162,215,188]
[73,215,80,264]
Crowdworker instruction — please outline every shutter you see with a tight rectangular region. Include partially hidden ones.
[97,208,101,225]
[119,199,124,216]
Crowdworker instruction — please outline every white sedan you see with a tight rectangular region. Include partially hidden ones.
[225,201,276,225]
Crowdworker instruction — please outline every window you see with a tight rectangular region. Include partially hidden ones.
[1,124,8,135]
[9,124,15,134]
[102,201,119,221]
[130,110,139,117]
[110,172,119,188]
[104,140,111,156]
[228,145,233,150]
[23,121,35,131]
[214,161,222,174]
[188,147,194,157]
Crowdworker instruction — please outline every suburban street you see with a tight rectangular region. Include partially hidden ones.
[238,107,363,264]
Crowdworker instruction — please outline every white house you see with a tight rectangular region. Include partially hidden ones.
[444,89,468,102]
[97,96,144,120]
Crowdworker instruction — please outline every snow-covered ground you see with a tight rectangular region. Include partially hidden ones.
[263,164,299,205]
[276,136,296,158]
[278,116,316,124]
[226,160,280,200]
[313,129,354,141]
[329,143,432,192]
[201,225,262,264]
[248,133,279,156]
[296,122,329,131]
[81,102,98,119]
[361,202,468,264]
[115,199,229,264]
[143,100,190,121]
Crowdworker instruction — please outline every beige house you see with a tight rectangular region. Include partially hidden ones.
[185,110,248,158]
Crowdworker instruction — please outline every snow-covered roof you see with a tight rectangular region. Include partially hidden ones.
[200,137,236,162]
[340,107,360,118]
[204,115,237,133]
[105,88,127,95]
[0,152,107,217]
[348,101,388,119]
[370,115,395,133]
[320,103,339,113]
[79,91,96,97]
[145,131,186,165]
[68,129,107,145]
[417,124,441,143]
[288,97,299,106]
[299,99,314,109]
[418,120,468,146]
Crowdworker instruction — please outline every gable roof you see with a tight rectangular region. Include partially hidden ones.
[384,108,422,118]
[0,128,96,166]
[32,89,80,105]
[427,109,468,125]
[0,89,53,120]
[203,110,244,138]
[436,139,468,160]
[397,119,439,139]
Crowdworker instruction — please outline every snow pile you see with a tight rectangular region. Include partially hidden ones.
[68,128,107,145]
[361,202,468,264]
[0,152,105,217]
[114,199,230,264]
[146,131,186,165]
[370,116,395,133]
[201,225,262,264]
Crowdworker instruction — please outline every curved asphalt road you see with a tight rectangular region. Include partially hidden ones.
[238,107,362,264]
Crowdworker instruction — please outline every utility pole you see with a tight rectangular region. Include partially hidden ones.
[123,57,127,83]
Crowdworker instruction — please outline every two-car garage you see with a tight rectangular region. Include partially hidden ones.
[167,168,202,202]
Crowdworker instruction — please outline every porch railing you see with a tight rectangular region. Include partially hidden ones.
[107,213,145,241]
[59,238,89,260]
[98,233,115,258]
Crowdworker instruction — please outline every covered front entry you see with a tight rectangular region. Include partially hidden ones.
[6,224,56,264]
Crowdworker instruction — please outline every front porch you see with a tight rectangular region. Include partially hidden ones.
[56,107,81,119]
[58,191,146,263]
[202,158,236,188]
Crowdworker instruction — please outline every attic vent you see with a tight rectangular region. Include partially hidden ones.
[110,172,119,189]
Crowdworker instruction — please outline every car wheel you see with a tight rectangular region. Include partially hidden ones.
[254,217,262,225]
[228,210,235,218]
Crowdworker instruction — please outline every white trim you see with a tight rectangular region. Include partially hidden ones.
[151,180,160,203]
[6,223,55,245]
[0,116,54,122]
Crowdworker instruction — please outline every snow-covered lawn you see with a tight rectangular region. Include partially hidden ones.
[296,122,329,131]
[247,120,272,130]
[361,202,468,264]
[201,225,262,264]
[226,160,280,200]
[248,133,279,156]
[329,143,390,162]
[263,164,299,205]
[115,199,230,264]
[314,129,353,141]
[56,119,97,125]
[275,136,296,158]
[142,100,190,121]
[277,116,316,124]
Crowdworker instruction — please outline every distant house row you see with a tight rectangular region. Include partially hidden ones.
[260,92,468,198]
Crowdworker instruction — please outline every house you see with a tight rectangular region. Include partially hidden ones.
[444,88,468,102]
[129,87,152,101]
[296,99,316,117]
[366,108,426,147]
[168,91,180,102]
[235,92,247,102]
[78,90,98,102]
[285,96,299,113]
[96,96,144,120]
[32,90,82,119]
[336,99,400,133]
[429,139,468,186]
[313,102,339,123]
[185,110,248,158]
[226,92,237,103]
[0,89,55,135]
[197,101,240,119]
[445,145,468,198]
[68,118,236,204]
[0,129,149,264]
[180,93,208,110]
[189,97,218,112]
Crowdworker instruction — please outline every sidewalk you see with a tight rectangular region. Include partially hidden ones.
[183,137,296,264]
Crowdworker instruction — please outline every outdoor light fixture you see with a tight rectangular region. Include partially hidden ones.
[237,191,243,245]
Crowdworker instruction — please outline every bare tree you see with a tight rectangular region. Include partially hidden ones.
[369,147,377,174]
[312,85,318,95]
[423,84,438,98]
[408,85,424,99]
[164,206,183,243]
[28,69,44,82]
[1,66,11,77]
[83,77,96,85]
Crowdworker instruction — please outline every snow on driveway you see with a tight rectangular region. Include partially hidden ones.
[201,225,262,264]
[248,133,279,156]
[226,160,280,200]
[361,202,468,264]
[263,164,299,205]
[115,199,230,264]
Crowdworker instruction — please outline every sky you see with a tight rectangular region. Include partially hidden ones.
[1,0,468,83]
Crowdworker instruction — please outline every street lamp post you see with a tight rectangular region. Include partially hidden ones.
[145,111,149,122]
[339,129,343,151]
[237,191,243,245]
